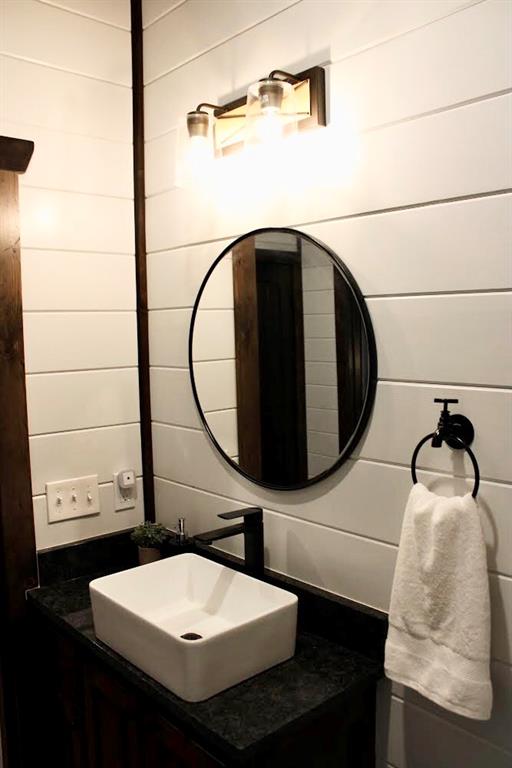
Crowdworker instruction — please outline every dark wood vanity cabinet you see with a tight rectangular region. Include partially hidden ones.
[29,620,220,768]
[31,626,88,768]
[84,663,220,768]
[142,714,221,768]
[83,662,142,768]
[28,611,376,768]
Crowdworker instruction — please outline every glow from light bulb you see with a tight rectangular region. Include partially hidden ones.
[188,135,212,173]
[253,110,284,144]
[33,203,58,232]
[177,99,362,234]
[210,148,278,224]
[287,120,361,190]
[178,133,215,191]
[210,116,362,227]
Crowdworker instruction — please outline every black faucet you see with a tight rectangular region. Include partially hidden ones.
[193,507,264,578]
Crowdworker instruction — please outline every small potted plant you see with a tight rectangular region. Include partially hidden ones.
[131,522,168,565]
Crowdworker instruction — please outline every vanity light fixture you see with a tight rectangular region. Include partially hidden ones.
[186,103,225,140]
[184,102,222,179]
[186,66,326,155]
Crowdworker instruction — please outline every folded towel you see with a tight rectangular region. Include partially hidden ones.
[385,482,492,720]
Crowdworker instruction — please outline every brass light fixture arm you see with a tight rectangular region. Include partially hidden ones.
[267,70,301,84]
[195,102,228,114]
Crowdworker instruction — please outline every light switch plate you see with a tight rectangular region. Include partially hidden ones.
[113,472,137,511]
[46,475,100,523]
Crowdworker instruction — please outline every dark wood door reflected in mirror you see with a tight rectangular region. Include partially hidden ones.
[189,228,377,490]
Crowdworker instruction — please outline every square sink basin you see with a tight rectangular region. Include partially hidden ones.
[90,553,297,702]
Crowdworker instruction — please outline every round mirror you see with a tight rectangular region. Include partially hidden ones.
[189,228,377,490]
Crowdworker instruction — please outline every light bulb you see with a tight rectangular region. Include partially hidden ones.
[177,108,218,190]
[245,78,296,148]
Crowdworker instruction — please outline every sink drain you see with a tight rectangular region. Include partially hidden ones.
[180,632,203,641]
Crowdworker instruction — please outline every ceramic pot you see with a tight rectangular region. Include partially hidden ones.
[138,546,161,565]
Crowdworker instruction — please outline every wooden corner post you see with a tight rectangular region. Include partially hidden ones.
[0,135,38,768]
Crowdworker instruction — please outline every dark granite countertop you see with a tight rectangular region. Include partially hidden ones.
[28,573,381,765]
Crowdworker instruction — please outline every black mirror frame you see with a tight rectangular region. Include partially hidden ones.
[188,227,378,491]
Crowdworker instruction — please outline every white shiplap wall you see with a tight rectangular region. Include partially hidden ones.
[0,0,144,549]
[301,241,339,477]
[192,253,239,461]
[144,1,512,766]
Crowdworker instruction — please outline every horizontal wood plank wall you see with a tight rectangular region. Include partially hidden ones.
[143,1,512,766]
[0,0,144,549]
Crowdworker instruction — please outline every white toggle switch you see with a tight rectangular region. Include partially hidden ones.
[46,475,100,523]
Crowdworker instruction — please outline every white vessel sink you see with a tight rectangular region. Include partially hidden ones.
[90,553,297,702]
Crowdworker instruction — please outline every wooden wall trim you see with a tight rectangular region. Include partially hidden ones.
[232,236,263,479]
[131,0,155,522]
[0,153,38,767]
[0,137,34,174]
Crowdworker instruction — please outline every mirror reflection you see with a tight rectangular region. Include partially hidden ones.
[190,229,376,490]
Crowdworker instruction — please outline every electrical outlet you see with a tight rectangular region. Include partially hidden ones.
[113,471,137,511]
[46,475,100,523]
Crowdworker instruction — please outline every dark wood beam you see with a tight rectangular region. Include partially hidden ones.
[0,137,34,174]
[0,160,38,767]
[131,0,155,522]
[232,237,263,480]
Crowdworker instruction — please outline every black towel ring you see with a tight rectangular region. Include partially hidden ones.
[411,432,480,498]
[410,398,480,499]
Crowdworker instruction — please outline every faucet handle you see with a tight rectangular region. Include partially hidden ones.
[218,507,263,521]
[173,517,187,544]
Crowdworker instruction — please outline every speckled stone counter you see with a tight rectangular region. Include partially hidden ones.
[28,574,382,765]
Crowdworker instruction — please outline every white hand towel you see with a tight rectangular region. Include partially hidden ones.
[385,482,492,720]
